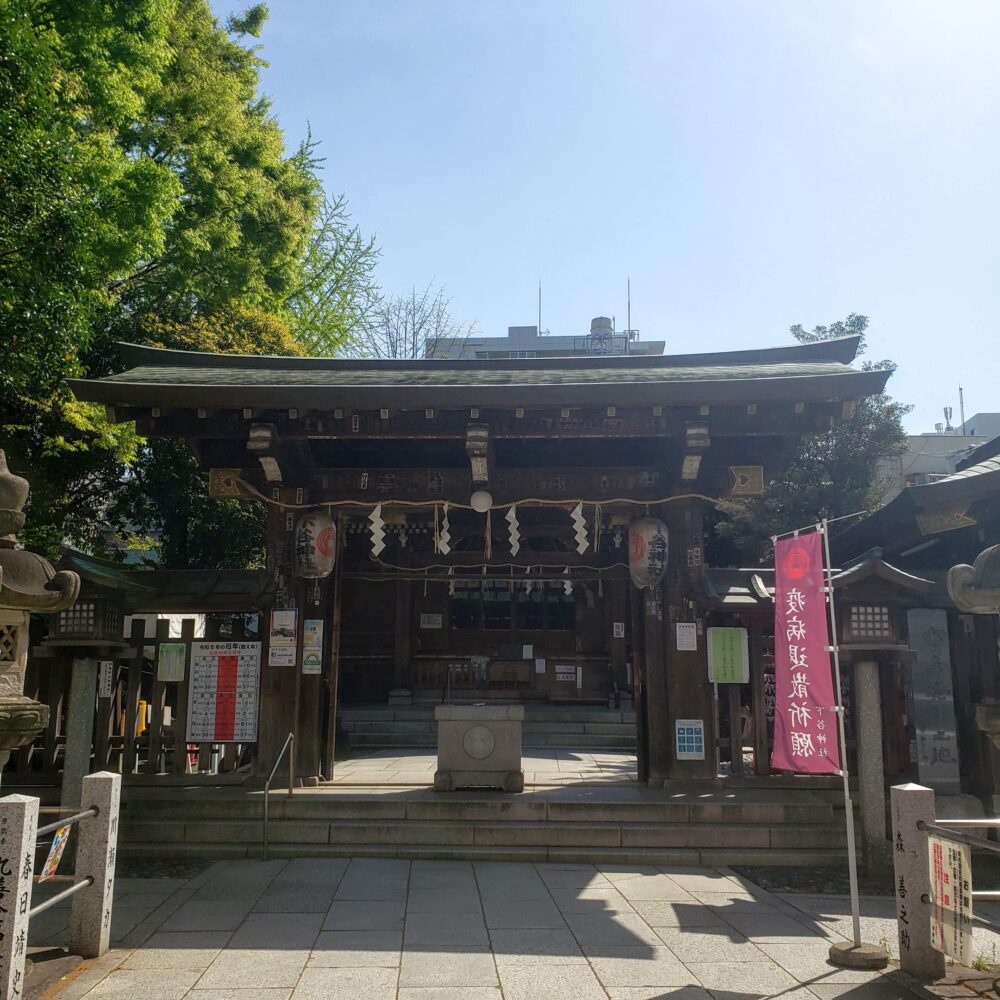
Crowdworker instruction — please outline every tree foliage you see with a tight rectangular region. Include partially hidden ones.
[0,0,379,564]
[712,314,910,565]
[345,282,475,359]
[287,193,380,356]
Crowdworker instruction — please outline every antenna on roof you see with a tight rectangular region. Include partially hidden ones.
[538,279,541,336]
[627,277,631,338]
[959,385,966,432]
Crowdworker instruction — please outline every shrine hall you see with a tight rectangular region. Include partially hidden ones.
[65,332,892,786]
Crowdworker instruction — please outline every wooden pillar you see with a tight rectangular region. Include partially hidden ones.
[629,575,649,784]
[610,578,628,698]
[255,501,297,778]
[122,618,145,775]
[172,618,194,775]
[727,683,744,775]
[393,567,412,694]
[144,619,169,774]
[663,500,715,780]
[325,511,346,779]
[749,621,771,775]
[642,585,670,782]
[296,579,324,780]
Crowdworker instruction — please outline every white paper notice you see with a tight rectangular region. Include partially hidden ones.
[535,657,546,674]
[676,622,698,651]
[522,644,533,659]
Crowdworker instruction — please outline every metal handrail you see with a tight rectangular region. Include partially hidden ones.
[38,806,98,838]
[30,877,93,918]
[262,732,295,861]
[919,820,1000,856]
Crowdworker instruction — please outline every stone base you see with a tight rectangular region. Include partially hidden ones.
[387,688,412,706]
[434,769,524,793]
[434,704,524,794]
[828,941,889,970]
[0,698,49,751]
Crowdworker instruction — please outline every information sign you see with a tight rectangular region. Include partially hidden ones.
[676,622,698,651]
[928,834,973,966]
[707,627,749,684]
[157,642,186,682]
[675,719,706,760]
[188,641,261,742]
[268,609,298,667]
[98,660,115,698]
[302,619,323,675]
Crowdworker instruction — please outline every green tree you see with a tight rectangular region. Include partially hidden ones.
[1,1,344,563]
[712,314,910,564]
[287,193,380,356]
[0,0,182,553]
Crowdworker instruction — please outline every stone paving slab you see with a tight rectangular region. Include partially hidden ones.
[34,856,978,999]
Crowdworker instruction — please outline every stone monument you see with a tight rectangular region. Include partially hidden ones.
[0,450,80,780]
[434,704,524,792]
[949,545,1000,753]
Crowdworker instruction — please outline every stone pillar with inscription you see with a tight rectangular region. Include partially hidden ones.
[0,451,80,786]
[69,771,120,958]
[890,783,945,981]
[854,659,890,872]
[0,794,37,1000]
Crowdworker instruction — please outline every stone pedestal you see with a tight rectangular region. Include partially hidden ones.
[434,705,524,792]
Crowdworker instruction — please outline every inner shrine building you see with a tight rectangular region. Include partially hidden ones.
[69,333,889,783]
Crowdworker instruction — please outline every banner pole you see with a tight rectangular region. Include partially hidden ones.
[821,517,862,948]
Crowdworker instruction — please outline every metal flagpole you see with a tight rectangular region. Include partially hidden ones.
[821,517,862,947]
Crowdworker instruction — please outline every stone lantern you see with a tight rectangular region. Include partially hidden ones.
[0,451,80,779]
[948,545,1000,750]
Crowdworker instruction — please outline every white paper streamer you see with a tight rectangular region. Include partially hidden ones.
[369,502,385,556]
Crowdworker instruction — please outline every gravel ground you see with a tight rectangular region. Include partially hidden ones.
[115,855,213,879]
[736,854,1000,898]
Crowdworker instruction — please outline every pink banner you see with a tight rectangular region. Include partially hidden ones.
[771,532,841,775]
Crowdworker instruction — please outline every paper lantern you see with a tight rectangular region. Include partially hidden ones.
[295,511,337,578]
[628,517,669,589]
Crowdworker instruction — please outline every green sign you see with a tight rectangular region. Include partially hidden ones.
[707,627,749,684]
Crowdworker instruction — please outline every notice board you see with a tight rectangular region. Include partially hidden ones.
[187,641,261,743]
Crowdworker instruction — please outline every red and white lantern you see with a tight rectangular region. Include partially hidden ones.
[628,517,669,589]
[295,511,337,578]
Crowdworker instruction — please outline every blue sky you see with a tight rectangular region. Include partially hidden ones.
[216,1,1000,433]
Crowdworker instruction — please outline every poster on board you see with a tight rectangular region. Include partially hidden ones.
[268,608,298,667]
[157,642,187,682]
[707,627,749,684]
[188,641,261,742]
[302,618,323,675]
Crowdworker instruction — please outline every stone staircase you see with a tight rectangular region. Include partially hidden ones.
[339,704,637,752]
[119,785,848,867]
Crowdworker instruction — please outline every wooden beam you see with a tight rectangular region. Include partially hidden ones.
[134,402,841,442]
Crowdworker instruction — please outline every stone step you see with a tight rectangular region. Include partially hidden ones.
[119,839,846,868]
[123,794,834,826]
[122,817,846,852]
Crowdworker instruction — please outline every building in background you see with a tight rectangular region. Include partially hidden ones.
[879,431,989,502]
[961,412,1000,438]
[426,316,665,360]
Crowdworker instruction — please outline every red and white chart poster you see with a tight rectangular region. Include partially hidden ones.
[187,641,261,743]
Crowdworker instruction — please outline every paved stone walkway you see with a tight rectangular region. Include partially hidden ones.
[28,857,968,999]
[329,749,637,785]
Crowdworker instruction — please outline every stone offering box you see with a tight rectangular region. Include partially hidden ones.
[433,704,524,792]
